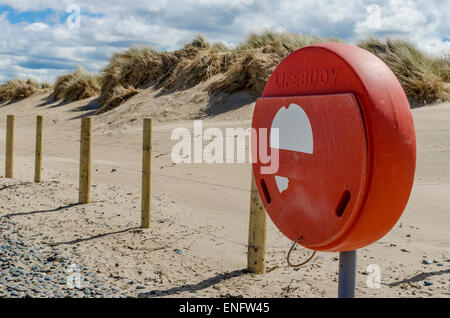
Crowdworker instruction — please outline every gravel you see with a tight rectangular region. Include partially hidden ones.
[0,216,132,298]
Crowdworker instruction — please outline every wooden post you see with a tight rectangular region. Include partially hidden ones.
[141,118,152,228]
[5,115,15,178]
[34,115,43,182]
[247,172,267,274]
[79,117,92,204]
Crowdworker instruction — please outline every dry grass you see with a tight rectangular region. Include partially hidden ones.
[431,55,450,82]
[358,37,449,104]
[51,73,76,101]
[0,78,38,102]
[184,35,230,52]
[62,68,100,102]
[209,49,279,96]
[98,36,232,110]
[40,82,53,89]
[5,32,447,112]
[94,32,448,112]
[162,49,229,90]
[100,47,163,104]
[96,85,140,114]
[209,31,342,96]
[51,67,100,102]
[237,30,339,55]
[96,31,344,111]
[160,36,235,90]
[98,46,171,111]
[26,78,39,89]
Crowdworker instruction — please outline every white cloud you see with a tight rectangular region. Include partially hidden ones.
[27,22,49,31]
[0,0,448,84]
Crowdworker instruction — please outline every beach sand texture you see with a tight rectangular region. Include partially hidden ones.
[0,86,449,298]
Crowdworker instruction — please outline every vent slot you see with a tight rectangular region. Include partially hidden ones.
[336,190,351,217]
[260,179,272,204]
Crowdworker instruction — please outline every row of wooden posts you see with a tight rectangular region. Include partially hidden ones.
[2,114,268,274]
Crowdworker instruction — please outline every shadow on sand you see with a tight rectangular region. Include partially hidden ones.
[137,269,249,298]
[69,98,102,120]
[388,268,450,287]
[50,227,141,246]
[1,203,81,218]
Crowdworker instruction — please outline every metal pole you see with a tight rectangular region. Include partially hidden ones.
[338,250,357,298]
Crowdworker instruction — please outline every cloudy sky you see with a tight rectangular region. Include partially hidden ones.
[0,0,448,84]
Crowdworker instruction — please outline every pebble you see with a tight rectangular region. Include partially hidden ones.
[55,292,65,298]
[424,281,434,286]
[422,259,433,265]
[0,215,143,298]
[173,248,183,255]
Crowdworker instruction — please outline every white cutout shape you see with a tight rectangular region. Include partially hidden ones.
[275,176,289,193]
[270,103,314,193]
[270,103,314,153]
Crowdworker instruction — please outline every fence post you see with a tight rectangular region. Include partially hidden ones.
[79,117,92,204]
[247,171,267,274]
[34,115,43,182]
[141,118,152,228]
[5,115,15,178]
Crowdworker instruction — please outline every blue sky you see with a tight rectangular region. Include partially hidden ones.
[0,0,448,84]
[0,4,102,25]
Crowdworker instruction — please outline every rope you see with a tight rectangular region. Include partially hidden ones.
[286,235,316,267]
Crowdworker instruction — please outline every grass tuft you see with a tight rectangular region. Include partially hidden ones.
[98,38,232,110]
[209,31,342,96]
[52,67,100,102]
[209,50,278,96]
[162,49,230,90]
[40,82,53,89]
[358,37,449,104]
[100,46,163,105]
[0,78,38,102]
[96,85,140,114]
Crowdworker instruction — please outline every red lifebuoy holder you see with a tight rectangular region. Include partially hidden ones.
[252,43,416,252]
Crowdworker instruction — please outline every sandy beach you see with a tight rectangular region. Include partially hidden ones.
[0,85,448,298]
